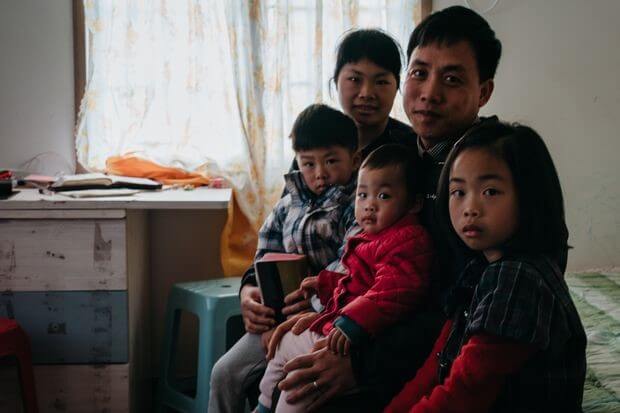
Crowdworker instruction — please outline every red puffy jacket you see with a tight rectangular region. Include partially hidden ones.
[310,212,434,336]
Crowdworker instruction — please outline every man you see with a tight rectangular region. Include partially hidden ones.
[275,6,502,411]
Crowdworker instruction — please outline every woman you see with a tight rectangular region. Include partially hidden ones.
[209,29,413,413]
[289,28,415,173]
[332,29,415,158]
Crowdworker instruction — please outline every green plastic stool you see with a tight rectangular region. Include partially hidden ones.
[157,277,242,413]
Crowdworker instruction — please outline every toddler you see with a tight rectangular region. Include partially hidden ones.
[258,144,435,413]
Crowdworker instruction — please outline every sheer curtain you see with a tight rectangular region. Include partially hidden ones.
[76,0,421,275]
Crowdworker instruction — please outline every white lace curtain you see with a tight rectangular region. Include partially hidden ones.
[76,0,420,272]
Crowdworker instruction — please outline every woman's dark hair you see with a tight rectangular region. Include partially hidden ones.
[362,143,422,198]
[436,121,569,265]
[291,104,358,152]
[332,29,403,88]
[406,6,502,82]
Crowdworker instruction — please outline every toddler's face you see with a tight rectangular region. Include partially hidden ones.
[355,165,412,235]
[296,146,360,195]
[448,148,519,262]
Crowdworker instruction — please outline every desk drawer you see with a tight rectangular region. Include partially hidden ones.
[0,364,130,413]
[0,291,128,364]
[0,218,126,291]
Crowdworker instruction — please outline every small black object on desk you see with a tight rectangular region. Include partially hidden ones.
[0,180,14,199]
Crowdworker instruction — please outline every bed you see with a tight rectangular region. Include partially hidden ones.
[566,270,620,412]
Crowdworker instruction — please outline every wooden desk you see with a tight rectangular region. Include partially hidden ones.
[0,188,231,412]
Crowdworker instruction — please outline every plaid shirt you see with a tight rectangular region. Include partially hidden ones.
[241,171,356,288]
[441,254,586,412]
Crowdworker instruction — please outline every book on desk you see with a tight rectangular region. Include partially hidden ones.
[50,173,162,192]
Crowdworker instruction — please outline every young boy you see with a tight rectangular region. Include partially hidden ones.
[208,103,360,413]
[257,144,435,413]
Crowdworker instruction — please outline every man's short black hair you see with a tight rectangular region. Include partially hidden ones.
[361,144,422,197]
[406,5,502,82]
[291,104,358,152]
[333,29,403,87]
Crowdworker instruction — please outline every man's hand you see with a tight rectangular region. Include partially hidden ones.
[240,285,275,334]
[278,338,356,411]
[267,311,320,360]
[327,328,351,356]
[282,288,311,317]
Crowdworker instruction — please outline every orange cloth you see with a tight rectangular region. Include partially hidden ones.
[106,156,211,186]
[220,191,257,276]
[106,155,256,276]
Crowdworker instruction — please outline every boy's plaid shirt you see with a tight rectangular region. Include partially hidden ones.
[241,171,356,288]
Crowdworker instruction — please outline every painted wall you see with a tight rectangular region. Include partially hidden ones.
[1,0,618,271]
[0,0,76,175]
[433,0,620,271]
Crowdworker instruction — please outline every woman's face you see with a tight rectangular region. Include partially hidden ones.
[336,58,398,129]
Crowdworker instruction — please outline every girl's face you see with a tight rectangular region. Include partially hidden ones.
[336,58,398,129]
[448,148,519,262]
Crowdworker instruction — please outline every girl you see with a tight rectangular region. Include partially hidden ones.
[385,122,586,412]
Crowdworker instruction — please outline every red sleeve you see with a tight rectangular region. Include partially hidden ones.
[408,334,536,413]
[341,229,433,335]
[316,269,345,304]
[384,320,452,413]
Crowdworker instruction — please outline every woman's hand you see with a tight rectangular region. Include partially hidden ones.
[282,288,311,317]
[278,338,356,411]
[240,285,275,334]
[300,276,319,298]
[266,311,320,360]
[327,328,351,356]
[260,328,275,352]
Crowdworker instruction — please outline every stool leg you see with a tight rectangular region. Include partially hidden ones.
[158,306,182,411]
[195,311,216,411]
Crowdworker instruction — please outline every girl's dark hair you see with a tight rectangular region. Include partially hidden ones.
[407,6,502,82]
[362,144,422,198]
[291,104,358,152]
[436,121,569,265]
[332,29,403,88]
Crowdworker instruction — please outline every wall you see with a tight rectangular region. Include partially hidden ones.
[0,0,76,174]
[434,0,620,271]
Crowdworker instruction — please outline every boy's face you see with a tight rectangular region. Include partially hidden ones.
[296,146,360,195]
[355,165,415,235]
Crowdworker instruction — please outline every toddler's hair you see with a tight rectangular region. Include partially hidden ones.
[290,104,358,153]
[436,121,569,265]
[361,144,422,198]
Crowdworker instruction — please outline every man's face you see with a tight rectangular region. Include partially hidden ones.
[403,41,494,148]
